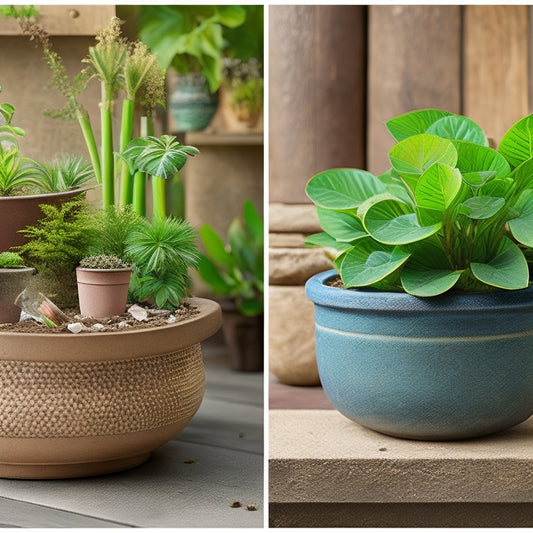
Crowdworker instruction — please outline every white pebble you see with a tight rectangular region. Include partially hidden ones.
[67,322,86,334]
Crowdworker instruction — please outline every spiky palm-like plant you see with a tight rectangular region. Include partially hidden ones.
[35,154,95,193]
[125,216,199,309]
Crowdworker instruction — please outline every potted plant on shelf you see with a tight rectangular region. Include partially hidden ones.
[0,95,95,251]
[305,109,533,440]
[220,57,263,132]
[198,200,263,371]
[137,5,247,132]
[0,252,34,323]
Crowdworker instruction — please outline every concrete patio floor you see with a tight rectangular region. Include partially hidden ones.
[0,336,264,528]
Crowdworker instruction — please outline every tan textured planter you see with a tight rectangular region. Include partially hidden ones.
[0,297,221,479]
[76,267,132,318]
[0,267,34,323]
[0,190,83,252]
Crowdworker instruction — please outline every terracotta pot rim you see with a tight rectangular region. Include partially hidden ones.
[76,267,132,273]
[0,188,89,202]
[0,297,222,361]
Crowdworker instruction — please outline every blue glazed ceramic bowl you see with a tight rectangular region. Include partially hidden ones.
[305,270,533,440]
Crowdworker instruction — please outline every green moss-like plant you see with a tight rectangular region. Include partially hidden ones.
[0,251,25,268]
[79,254,130,269]
[16,195,94,276]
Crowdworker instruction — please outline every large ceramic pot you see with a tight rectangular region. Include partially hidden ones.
[0,267,34,323]
[0,189,84,252]
[0,297,221,479]
[306,270,533,441]
[170,73,219,132]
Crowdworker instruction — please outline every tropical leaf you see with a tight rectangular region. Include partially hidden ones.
[415,163,462,210]
[389,134,458,190]
[386,109,454,142]
[470,237,528,290]
[452,140,510,178]
[316,207,367,242]
[304,232,353,252]
[340,238,411,287]
[498,114,533,168]
[360,196,441,245]
[508,189,533,247]
[461,171,496,189]
[305,168,386,209]
[120,135,199,179]
[426,115,488,146]
[199,224,234,269]
[456,196,505,220]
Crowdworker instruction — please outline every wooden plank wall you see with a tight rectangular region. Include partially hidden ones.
[269,5,531,205]
[269,5,366,204]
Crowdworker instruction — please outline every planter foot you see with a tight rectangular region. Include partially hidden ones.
[0,452,151,480]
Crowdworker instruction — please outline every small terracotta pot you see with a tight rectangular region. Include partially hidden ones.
[0,297,221,479]
[0,267,34,323]
[0,190,84,252]
[76,267,132,318]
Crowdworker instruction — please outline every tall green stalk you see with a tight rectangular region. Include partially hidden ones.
[133,116,149,216]
[75,107,101,184]
[119,98,135,204]
[101,84,114,207]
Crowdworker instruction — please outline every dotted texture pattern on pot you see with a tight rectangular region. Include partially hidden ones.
[0,344,204,438]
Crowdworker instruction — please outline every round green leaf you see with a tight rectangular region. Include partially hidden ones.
[305,169,386,209]
[415,163,462,210]
[498,114,533,168]
[340,238,411,287]
[456,196,505,220]
[401,268,462,297]
[389,134,458,191]
[461,171,496,188]
[316,207,367,242]
[426,115,488,146]
[470,237,528,290]
[360,196,442,245]
[509,189,533,247]
[386,109,454,142]
[453,140,510,178]
[305,232,353,252]
[510,158,533,190]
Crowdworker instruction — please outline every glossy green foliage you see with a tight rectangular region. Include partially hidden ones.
[198,200,263,316]
[306,109,533,296]
[0,251,25,269]
[138,5,247,92]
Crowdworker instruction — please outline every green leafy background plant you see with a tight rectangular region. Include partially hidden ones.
[306,109,533,296]
[198,200,263,316]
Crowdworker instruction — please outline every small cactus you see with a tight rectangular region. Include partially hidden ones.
[79,254,129,269]
[0,252,25,269]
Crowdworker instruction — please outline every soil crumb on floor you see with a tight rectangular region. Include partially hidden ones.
[0,301,199,334]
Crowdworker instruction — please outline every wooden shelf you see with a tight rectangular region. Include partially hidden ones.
[0,6,116,36]
[184,131,263,146]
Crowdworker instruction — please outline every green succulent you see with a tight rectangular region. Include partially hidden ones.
[79,254,130,269]
[306,109,533,297]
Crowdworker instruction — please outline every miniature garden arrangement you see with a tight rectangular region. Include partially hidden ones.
[305,109,533,440]
[0,13,222,479]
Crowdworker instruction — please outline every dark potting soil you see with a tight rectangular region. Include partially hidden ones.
[326,275,344,289]
[0,301,199,334]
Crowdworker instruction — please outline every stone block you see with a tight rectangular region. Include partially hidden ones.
[269,248,333,285]
[269,203,321,233]
[269,233,308,248]
[269,286,320,386]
